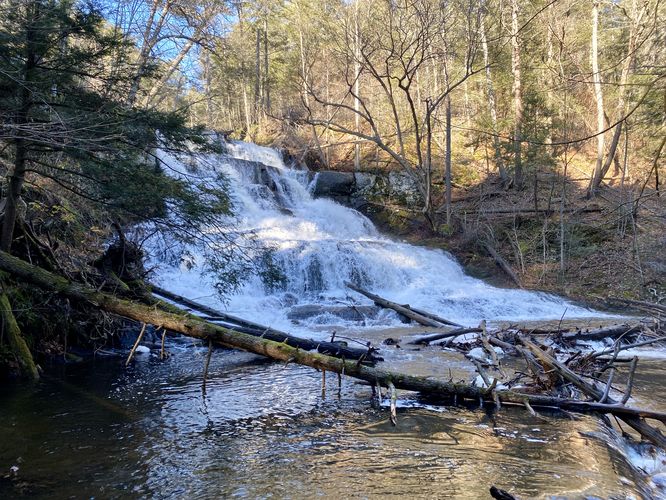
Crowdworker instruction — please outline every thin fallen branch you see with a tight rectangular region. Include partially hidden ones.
[202,338,213,390]
[389,381,398,426]
[621,357,638,405]
[588,336,666,359]
[125,322,147,366]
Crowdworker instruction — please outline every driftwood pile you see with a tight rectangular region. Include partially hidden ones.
[1,250,664,449]
[345,282,666,448]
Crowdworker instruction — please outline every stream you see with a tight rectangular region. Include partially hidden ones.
[2,140,665,498]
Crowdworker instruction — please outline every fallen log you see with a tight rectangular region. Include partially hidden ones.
[482,242,522,288]
[344,281,451,327]
[521,336,666,449]
[408,327,483,345]
[3,251,666,431]
[562,323,646,342]
[151,285,379,361]
[399,305,462,327]
[606,297,666,316]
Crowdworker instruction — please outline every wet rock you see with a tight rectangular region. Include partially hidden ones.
[312,171,355,198]
[230,158,280,191]
[287,304,381,322]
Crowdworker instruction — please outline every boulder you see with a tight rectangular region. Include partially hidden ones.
[287,304,381,322]
[312,171,356,198]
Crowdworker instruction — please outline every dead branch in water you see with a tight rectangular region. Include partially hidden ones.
[345,281,455,327]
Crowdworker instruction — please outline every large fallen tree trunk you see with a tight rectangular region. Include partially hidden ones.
[150,285,379,362]
[3,250,666,434]
[345,281,452,327]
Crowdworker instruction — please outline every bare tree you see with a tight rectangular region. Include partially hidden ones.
[302,0,481,222]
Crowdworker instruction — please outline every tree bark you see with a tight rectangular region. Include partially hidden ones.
[480,15,508,183]
[592,0,642,188]
[263,18,270,114]
[150,285,379,361]
[1,1,37,253]
[0,290,39,380]
[588,0,606,197]
[445,94,452,226]
[511,0,523,188]
[353,0,361,171]
[254,25,261,118]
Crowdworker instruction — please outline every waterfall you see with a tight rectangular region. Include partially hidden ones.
[150,140,597,335]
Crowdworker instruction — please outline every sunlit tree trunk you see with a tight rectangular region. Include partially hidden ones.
[254,26,261,119]
[588,0,605,197]
[480,15,508,183]
[263,18,270,114]
[593,0,643,189]
[511,0,523,188]
[353,0,361,171]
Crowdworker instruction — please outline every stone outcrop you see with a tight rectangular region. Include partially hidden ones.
[310,169,421,209]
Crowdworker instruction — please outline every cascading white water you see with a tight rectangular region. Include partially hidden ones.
[152,140,598,336]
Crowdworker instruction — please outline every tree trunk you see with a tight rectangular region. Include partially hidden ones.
[592,0,641,190]
[126,0,167,106]
[511,0,523,188]
[144,35,198,107]
[263,18,270,114]
[236,2,252,134]
[0,289,39,380]
[345,281,449,327]
[254,25,261,118]
[480,16,508,183]
[1,1,37,253]
[353,0,361,171]
[445,94,452,225]
[588,0,606,197]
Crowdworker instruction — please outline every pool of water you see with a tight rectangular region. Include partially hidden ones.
[2,334,665,499]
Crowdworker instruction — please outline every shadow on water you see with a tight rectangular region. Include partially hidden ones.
[1,343,663,499]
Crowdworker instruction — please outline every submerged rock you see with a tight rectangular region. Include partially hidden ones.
[287,304,381,322]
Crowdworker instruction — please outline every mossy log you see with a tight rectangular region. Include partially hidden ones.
[3,250,666,428]
[0,290,39,380]
[151,285,379,362]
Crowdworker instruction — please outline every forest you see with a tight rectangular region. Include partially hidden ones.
[0,0,665,498]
